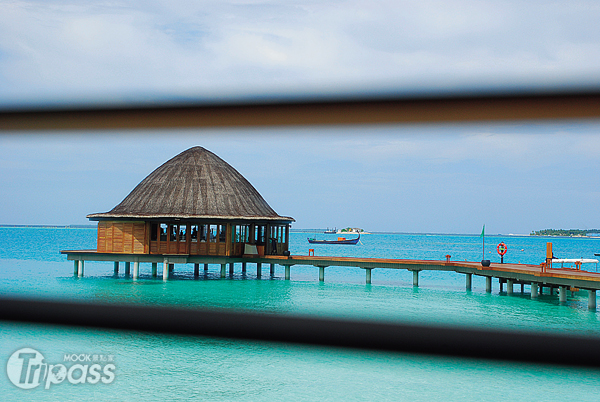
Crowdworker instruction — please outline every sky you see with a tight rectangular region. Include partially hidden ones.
[1,1,600,234]
[2,124,600,234]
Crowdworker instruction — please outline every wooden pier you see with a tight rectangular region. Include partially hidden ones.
[62,250,600,310]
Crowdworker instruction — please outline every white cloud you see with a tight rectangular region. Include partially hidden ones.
[1,0,600,105]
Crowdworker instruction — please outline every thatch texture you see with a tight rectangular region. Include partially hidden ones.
[87,147,293,222]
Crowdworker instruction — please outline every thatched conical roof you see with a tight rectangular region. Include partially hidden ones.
[87,147,294,222]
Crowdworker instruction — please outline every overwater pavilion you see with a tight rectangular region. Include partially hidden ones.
[61,148,600,310]
[64,146,294,278]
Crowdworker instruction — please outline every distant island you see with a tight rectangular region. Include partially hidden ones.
[530,229,600,237]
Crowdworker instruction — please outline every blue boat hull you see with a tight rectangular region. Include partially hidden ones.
[307,234,360,245]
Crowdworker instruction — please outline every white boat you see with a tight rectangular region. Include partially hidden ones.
[552,258,599,270]
[337,228,371,234]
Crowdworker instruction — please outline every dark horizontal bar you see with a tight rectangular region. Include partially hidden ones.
[1,90,600,131]
[1,296,600,368]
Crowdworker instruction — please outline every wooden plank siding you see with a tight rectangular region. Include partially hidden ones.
[97,222,106,252]
[134,223,146,254]
[96,221,147,254]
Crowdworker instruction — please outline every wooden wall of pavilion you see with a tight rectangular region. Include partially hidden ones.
[97,221,147,254]
[96,221,289,257]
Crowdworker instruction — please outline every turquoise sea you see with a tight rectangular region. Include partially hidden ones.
[2,227,600,400]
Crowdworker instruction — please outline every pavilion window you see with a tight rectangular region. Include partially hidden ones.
[232,225,240,243]
[160,223,168,241]
[209,225,217,242]
[190,225,198,242]
[242,225,249,243]
[256,225,265,245]
[219,225,226,243]
[199,225,206,242]
[169,225,177,242]
[234,225,248,243]
[151,223,158,241]
[178,225,187,242]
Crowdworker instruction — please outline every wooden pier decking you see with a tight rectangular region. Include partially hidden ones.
[62,250,600,309]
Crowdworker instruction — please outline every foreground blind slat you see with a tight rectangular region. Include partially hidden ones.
[1,296,600,368]
[1,91,600,131]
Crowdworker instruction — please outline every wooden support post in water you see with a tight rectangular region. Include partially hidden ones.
[589,290,596,310]
[485,276,492,293]
[521,283,525,293]
[73,260,78,276]
[412,270,419,287]
[163,260,168,281]
[229,262,234,276]
[507,279,513,295]
[466,273,472,291]
[204,263,209,272]
[319,266,325,282]
[499,278,504,293]
[168,264,174,273]
[559,286,567,303]
[257,263,262,278]
[114,261,119,275]
[366,268,372,285]
[220,264,226,278]
[125,262,131,276]
[531,283,539,299]
[194,263,199,277]
[77,260,84,277]
[284,265,290,280]
[270,264,275,276]
[242,262,246,274]
[152,263,157,278]
[133,261,139,280]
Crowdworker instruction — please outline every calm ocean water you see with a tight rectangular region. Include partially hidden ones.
[1,227,600,400]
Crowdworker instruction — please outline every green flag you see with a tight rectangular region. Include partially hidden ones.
[480,225,485,238]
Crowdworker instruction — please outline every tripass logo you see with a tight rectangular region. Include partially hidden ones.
[6,348,116,389]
